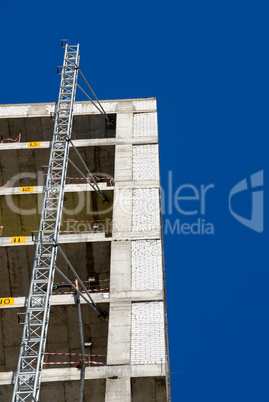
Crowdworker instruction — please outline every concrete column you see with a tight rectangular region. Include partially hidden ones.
[105,377,131,402]
[115,111,133,182]
[107,302,131,365]
[114,145,133,182]
[106,301,131,399]
[110,241,131,293]
[112,185,132,240]
[116,113,133,139]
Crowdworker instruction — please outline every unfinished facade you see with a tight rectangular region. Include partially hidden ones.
[0,96,170,400]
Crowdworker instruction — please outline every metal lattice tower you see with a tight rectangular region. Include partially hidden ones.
[12,43,80,402]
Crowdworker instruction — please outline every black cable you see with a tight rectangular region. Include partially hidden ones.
[77,84,104,116]
[76,292,85,402]
[77,69,113,125]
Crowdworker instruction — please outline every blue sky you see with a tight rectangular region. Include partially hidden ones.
[1,1,269,400]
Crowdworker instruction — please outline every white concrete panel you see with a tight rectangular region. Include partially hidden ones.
[0,99,156,119]
[131,240,163,291]
[0,106,31,117]
[46,102,118,115]
[131,302,166,365]
[74,102,117,114]
[133,144,159,181]
[133,100,157,112]
[133,113,158,137]
[132,188,160,232]
[50,100,155,115]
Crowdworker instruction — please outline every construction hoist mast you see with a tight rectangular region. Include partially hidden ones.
[12,41,80,402]
[12,41,108,402]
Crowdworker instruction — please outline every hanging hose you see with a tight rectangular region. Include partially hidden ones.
[76,284,86,402]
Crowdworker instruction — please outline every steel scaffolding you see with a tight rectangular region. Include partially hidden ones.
[12,42,80,402]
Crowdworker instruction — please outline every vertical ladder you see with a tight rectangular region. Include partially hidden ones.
[12,42,80,402]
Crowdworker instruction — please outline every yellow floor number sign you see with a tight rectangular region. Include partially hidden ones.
[0,298,15,306]
[10,236,27,244]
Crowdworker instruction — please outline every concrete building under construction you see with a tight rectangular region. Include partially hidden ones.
[0,42,170,401]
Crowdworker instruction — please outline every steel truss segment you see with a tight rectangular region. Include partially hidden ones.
[12,43,80,402]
